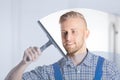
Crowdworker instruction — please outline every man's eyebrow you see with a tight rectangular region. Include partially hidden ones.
[71,28,77,30]
[61,30,66,32]
[61,28,77,31]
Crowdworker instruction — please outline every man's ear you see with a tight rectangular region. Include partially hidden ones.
[85,29,90,39]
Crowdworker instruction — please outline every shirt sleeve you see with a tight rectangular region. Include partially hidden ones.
[22,66,50,80]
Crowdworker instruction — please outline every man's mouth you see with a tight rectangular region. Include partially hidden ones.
[65,43,74,47]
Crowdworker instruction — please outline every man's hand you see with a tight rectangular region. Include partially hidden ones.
[22,47,41,64]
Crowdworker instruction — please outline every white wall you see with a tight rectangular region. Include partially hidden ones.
[0,0,12,79]
[1,0,120,80]
[68,0,120,15]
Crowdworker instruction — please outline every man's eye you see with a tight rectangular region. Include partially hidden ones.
[62,32,67,36]
[64,32,67,35]
[72,30,75,34]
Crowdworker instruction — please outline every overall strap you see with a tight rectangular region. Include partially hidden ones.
[94,56,105,80]
[53,62,63,80]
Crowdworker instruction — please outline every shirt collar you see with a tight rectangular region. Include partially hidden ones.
[59,50,95,67]
[82,51,95,67]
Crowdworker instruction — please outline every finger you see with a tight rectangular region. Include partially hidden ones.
[29,47,38,60]
[29,47,40,61]
[26,51,32,62]
[28,47,37,61]
[23,49,32,62]
[33,47,41,55]
[33,47,41,61]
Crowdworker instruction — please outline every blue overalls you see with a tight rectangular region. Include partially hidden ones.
[53,56,104,80]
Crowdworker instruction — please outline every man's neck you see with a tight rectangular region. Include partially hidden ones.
[69,50,87,66]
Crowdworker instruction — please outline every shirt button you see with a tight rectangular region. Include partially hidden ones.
[77,70,80,73]
[77,68,80,73]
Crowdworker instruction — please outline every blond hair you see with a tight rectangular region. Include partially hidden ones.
[59,11,87,27]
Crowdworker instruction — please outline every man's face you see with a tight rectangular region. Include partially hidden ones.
[60,17,89,55]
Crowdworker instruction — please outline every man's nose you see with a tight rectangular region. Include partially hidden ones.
[66,33,72,41]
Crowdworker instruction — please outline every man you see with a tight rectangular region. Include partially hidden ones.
[5,11,120,80]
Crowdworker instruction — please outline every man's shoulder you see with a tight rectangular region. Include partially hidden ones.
[89,51,112,63]
[90,51,120,73]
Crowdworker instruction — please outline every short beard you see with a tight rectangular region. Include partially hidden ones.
[66,48,78,57]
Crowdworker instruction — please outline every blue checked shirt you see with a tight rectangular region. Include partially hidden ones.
[22,51,120,80]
